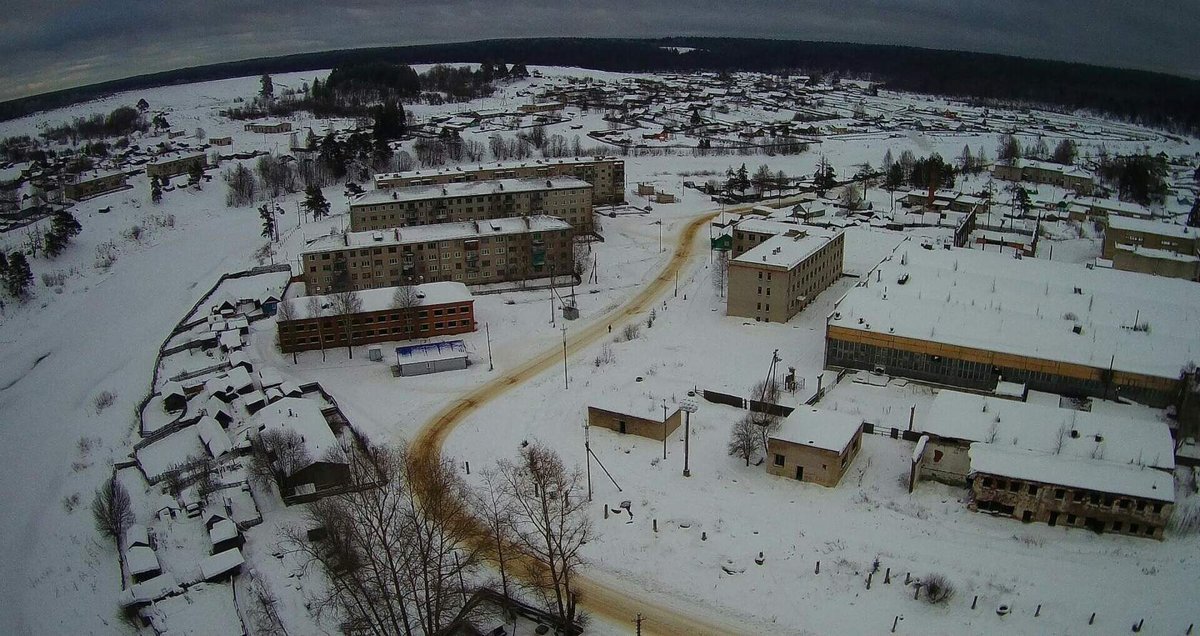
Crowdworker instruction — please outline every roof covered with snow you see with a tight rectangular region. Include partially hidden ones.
[352,176,591,207]
[284,281,472,320]
[374,156,620,183]
[969,444,1174,502]
[920,390,1174,471]
[1107,215,1200,238]
[251,397,343,473]
[829,240,1200,380]
[304,215,571,254]
[772,407,862,452]
[733,226,840,270]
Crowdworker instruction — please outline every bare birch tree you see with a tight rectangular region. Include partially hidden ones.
[278,444,479,636]
[329,290,362,359]
[303,297,328,363]
[391,285,421,341]
[497,443,591,630]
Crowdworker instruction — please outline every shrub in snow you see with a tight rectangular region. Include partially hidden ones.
[594,344,616,367]
[619,323,641,342]
[93,390,116,413]
[922,573,955,604]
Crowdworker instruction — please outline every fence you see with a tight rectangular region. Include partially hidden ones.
[702,389,794,417]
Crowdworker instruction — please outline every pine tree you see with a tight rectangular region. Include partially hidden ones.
[260,74,274,100]
[0,252,8,278]
[188,161,204,187]
[151,179,162,204]
[5,252,33,298]
[259,204,276,241]
[51,210,82,240]
[735,163,750,194]
[304,185,330,220]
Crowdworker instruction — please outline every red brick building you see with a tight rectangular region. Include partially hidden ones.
[277,282,475,353]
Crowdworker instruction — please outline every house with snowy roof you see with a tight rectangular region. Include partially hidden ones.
[766,407,864,487]
[251,397,350,496]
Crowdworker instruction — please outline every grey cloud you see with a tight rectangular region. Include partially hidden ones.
[0,0,1196,102]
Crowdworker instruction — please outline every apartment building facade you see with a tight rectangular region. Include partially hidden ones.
[992,159,1095,194]
[301,215,574,294]
[146,152,208,179]
[63,170,128,200]
[276,282,475,354]
[373,157,625,206]
[350,177,594,234]
[727,226,844,323]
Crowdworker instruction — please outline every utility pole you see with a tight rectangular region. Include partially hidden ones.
[486,322,494,371]
[584,421,593,501]
[681,398,697,477]
[662,400,668,459]
[635,614,643,636]
[562,324,569,390]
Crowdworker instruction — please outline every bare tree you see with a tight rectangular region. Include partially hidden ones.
[570,243,590,281]
[712,249,729,298]
[274,299,297,360]
[727,413,758,467]
[306,296,327,362]
[255,428,311,488]
[329,290,363,358]
[750,379,783,454]
[473,468,517,604]
[391,285,421,341]
[92,476,135,540]
[498,443,591,630]
[279,444,479,636]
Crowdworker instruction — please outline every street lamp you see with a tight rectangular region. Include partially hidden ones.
[680,398,698,477]
[651,219,663,253]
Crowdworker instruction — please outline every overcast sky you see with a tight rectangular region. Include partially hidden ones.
[1,0,1196,102]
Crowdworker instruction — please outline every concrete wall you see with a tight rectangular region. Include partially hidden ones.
[916,438,971,486]
[1111,249,1200,281]
[588,406,681,441]
[766,425,863,487]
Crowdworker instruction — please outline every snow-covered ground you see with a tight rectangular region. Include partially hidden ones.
[0,66,1197,634]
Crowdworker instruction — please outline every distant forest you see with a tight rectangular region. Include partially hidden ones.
[3,37,1199,135]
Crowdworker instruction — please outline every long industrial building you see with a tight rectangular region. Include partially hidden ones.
[349,177,593,234]
[301,215,573,293]
[825,240,1200,408]
[373,156,625,206]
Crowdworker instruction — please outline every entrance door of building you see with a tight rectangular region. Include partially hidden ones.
[1022,510,1033,523]
[795,466,804,481]
[618,420,627,434]
[1048,512,1059,527]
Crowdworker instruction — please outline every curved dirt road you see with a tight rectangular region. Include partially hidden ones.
[411,208,758,635]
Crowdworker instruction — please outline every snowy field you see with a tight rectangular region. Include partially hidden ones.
[0,66,1197,634]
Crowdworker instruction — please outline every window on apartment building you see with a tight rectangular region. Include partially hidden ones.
[1008,482,1020,493]
[1028,484,1038,496]
[1112,521,1123,533]
[1067,514,1077,525]
[1074,491,1085,503]
[982,478,992,488]
[757,286,762,295]
[774,454,785,467]
[1054,489,1065,500]
[1153,503,1163,513]
[1129,523,1140,534]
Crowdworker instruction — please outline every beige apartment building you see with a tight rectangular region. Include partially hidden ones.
[373,157,625,206]
[350,177,594,234]
[992,159,1094,194]
[63,170,128,200]
[1103,216,1200,280]
[727,225,844,323]
[146,152,207,179]
[301,215,573,293]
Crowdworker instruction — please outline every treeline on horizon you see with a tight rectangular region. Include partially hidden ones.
[3,37,1198,134]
